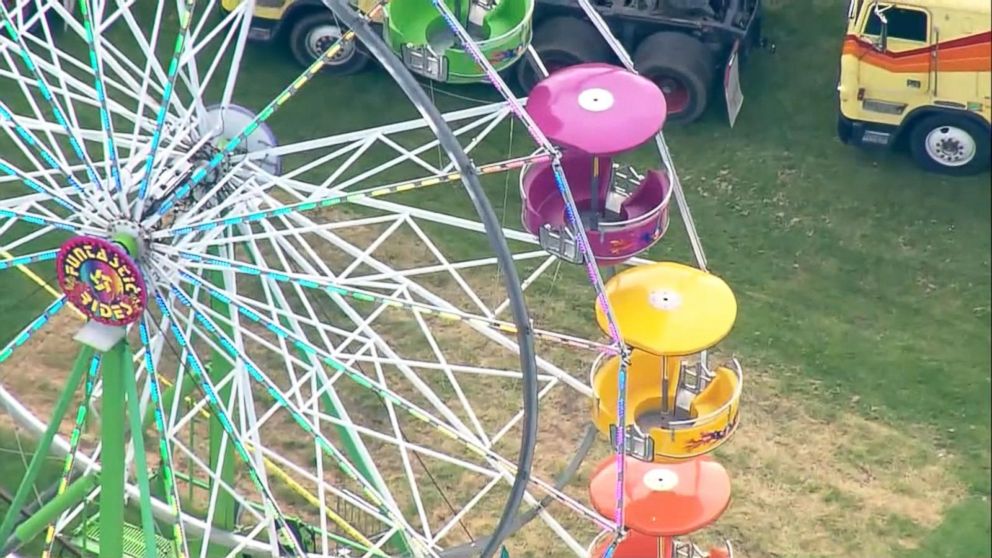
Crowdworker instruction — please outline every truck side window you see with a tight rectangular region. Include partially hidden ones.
[863,6,928,42]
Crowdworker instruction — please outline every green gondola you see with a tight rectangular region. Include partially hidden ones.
[384,0,533,83]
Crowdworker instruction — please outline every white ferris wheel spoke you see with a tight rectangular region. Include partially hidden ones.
[151,289,311,558]
[180,0,253,116]
[0,41,168,141]
[257,202,598,396]
[0,97,113,217]
[158,253,611,533]
[168,246,611,357]
[151,257,435,546]
[159,253,486,454]
[0,4,107,192]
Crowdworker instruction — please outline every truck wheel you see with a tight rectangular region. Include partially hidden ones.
[633,32,715,124]
[515,17,611,93]
[836,114,856,145]
[288,13,369,75]
[909,113,991,176]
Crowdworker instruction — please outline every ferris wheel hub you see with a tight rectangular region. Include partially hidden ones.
[202,103,282,177]
[111,222,144,256]
[55,235,149,327]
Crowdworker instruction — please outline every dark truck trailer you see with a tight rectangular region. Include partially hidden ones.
[520,0,763,123]
[224,0,764,125]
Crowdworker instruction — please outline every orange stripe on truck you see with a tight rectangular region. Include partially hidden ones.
[842,31,991,73]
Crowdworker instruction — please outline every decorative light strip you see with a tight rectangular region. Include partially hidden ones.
[0,296,65,364]
[76,0,124,196]
[0,207,90,233]
[0,103,85,212]
[155,153,550,239]
[134,0,199,215]
[139,320,190,558]
[0,5,106,196]
[41,353,102,558]
[148,0,390,221]
[0,249,59,271]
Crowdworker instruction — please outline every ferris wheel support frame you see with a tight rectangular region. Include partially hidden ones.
[0,373,282,556]
[0,0,541,556]
[0,299,165,558]
[0,344,93,552]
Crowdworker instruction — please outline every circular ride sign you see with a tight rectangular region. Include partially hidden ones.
[56,236,147,326]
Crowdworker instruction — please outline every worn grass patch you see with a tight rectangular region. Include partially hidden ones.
[712,368,965,558]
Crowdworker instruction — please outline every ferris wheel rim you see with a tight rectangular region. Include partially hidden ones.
[0,0,551,555]
[0,0,717,553]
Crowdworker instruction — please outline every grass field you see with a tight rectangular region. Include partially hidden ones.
[0,0,989,556]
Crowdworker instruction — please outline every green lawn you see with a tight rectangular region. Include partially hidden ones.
[1,0,989,556]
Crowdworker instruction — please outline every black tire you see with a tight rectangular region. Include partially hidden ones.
[633,32,715,125]
[288,12,370,75]
[837,113,854,145]
[908,113,991,176]
[515,17,611,93]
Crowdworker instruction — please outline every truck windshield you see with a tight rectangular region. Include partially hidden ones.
[863,5,928,42]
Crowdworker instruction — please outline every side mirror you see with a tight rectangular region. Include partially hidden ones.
[871,3,889,51]
[874,23,889,51]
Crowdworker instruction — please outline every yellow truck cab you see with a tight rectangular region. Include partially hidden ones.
[837,0,990,175]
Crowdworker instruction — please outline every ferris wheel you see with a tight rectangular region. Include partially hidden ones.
[0,0,745,557]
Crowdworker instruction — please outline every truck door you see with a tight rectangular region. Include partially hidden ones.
[856,3,933,118]
[931,12,992,120]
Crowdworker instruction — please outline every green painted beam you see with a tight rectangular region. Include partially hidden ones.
[203,247,238,558]
[121,343,159,557]
[0,345,93,546]
[98,341,127,558]
[0,474,99,556]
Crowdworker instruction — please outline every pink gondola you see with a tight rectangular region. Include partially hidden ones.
[521,63,672,265]
[519,153,671,265]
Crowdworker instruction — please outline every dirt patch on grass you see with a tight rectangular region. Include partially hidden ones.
[0,311,85,434]
[710,367,965,558]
